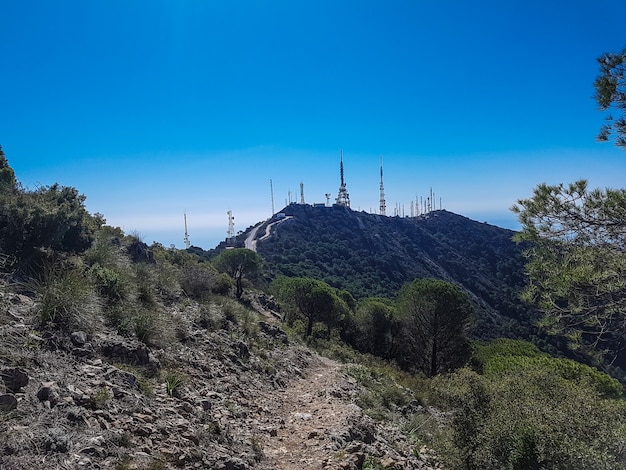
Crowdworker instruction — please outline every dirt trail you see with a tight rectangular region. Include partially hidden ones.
[262,354,363,469]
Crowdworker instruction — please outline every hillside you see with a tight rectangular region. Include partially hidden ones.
[245,205,535,342]
[0,287,435,469]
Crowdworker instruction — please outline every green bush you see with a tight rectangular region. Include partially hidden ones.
[470,338,544,373]
[132,308,167,347]
[31,262,101,332]
[432,367,626,469]
[483,354,623,399]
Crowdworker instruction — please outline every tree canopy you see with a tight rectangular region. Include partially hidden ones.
[272,276,349,337]
[512,180,626,367]
[595,48,626,148]
[397,278,473,376]
[213,248,263,299]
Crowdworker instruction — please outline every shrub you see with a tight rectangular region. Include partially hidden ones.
[432,367,626,469]
[180,265,215,299]
[212,273,233,295]
[469,338,544,373]
[31,262,101,332]
[132,308,166,347]
[162,369,187,398]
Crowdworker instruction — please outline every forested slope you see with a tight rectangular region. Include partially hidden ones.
[252,205,536,342]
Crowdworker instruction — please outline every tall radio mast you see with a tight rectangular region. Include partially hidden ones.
[227,210,235,242]
[270,179,275,215]
[335,150,350,207]
[300,181,305,204]
[183,212,190,249]
[379,155,386,216]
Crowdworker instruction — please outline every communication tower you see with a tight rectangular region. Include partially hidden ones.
[379,155,386,216]
[325,193,331,206]
[227,210,235,242]
[335,150,350,207]
[300,181,305,204]
[270,179,275,215]
[183,212,190,249]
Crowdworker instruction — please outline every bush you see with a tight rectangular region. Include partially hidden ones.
[132,308,169,347]
[432,367,626,469]
[31,262,101,332]
[483,354,623,399]
[180,265,215,299]
[469,338,544,373]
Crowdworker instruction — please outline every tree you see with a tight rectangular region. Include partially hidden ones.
[272,277,345,337]
[512,180,626,365]
[0,145,16,194]
[595,48,626,148]
[397,278,472,377]
[213,248,262,299]
[352,298,400,359]
[0,182,96,273]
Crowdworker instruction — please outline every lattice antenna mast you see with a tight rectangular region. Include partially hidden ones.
[379,155,386,216]
[335,150,351,207]
[227,210,235,241]
[300,181,305,204]
[270,179,275,215]
[183,212,191,249]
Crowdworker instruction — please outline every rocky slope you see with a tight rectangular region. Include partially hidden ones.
[0,287,439,469]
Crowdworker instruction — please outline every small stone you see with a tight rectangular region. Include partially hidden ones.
[37,383,60,407]
[307,430,319,439]
[269,428,278,437]
[0,394,18,411]
[379,457,397,468]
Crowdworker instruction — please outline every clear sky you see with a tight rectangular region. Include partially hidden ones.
[2,1,625,249]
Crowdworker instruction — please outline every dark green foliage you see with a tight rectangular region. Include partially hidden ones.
[213,248,263,299]
[512,180,626,368]
[432,366,626,470]
[397,279,472,376]
[272,276,349,337]
[0,180,96,273]
[256,205,531,342]
[594,48,626,148]
[351,298,400,360]
[0,146,16,194]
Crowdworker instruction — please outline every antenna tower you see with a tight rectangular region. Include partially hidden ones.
[183,212,190,249]
[325,193,331,206]
[335,150,351,207]
[379,155,386,215]
[270,179,275,215]
[227,210,235,241]
[300,181,305,204]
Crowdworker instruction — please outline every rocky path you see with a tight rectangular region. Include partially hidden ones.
[262,355,362,469]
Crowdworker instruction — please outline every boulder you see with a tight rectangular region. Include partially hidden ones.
[1,367,29,392]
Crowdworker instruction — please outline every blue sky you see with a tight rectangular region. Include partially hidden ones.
[2,1,625,249]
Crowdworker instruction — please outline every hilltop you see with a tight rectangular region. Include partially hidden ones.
[234,205,537,343]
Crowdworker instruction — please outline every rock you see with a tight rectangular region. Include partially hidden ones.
[100,338,160,371]
[235,340,250,359]
[258,321,288,343]
[1,367,29,392]
[37,382,61,407]
[70,331,88,346]
[379,456,398,469]
[0,394,18,411]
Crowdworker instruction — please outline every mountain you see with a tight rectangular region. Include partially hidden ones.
[241,204,540,342]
